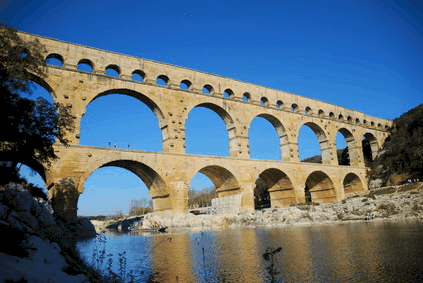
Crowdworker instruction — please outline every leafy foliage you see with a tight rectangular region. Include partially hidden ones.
[370,104,423,185]
[0,24,74,184]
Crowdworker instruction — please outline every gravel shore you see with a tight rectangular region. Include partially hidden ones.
[92,182,423,233]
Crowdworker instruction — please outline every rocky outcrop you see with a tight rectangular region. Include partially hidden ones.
[0,183,96,282]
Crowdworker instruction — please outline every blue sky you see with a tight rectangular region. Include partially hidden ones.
[2,0,422,215]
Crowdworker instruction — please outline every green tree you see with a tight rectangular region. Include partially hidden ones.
[0,24,74,185]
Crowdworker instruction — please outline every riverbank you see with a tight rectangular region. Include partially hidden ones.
[0,183,101,283]
[92,182,423,233]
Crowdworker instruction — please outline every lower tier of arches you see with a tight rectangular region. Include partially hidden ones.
[45,145,369,221]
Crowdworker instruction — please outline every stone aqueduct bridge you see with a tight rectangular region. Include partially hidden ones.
[19,32,392,221]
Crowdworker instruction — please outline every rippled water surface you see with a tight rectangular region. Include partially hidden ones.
[77,221,423,282]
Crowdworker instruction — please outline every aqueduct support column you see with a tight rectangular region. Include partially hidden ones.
[169,181,189,213]
[240,183,255,213]
[293,184,306,204]
[288,142,300,162]
[348,145,365,167]
[48,177,81,223]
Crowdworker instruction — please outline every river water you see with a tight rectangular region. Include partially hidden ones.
[77,220,423,282]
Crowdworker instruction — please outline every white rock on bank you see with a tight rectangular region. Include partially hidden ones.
[0,236,87,283]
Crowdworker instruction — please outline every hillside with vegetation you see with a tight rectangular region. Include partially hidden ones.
[370,104,423,186]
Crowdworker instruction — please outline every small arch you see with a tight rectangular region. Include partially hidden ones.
[305,106,312,115]
[385,125,389,130]
[195,165,240,198]
[291,104,299,112]
[363,119,367,125]
[105,64,120,77]
[202,84,214,95]
[305,171,337,204]
[257,169,295,208]
[338,114,344,120]
[77,59,94,73]
[356,118,360,124]
[46,53,64,67]
[156,75,169,86]
[329,112,335,119]
[132,70,146,82]
[276,100,283,109]
[260,97,269,106]
[347,116,352,123]
[180,79,192,90]
[242,92,251,102]
[343,173,364,194]
[223,88,234,99]
[370,121,375,127]
[318,109,325,118]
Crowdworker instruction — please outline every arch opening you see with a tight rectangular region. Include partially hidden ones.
[305,171,337,204]
[336,130,351,166]
[132,70,145,82]
[256,168,295,209]
[242,92,251,102]
[77,59,94,73]
[180,79,192,90]
[223,89,234,99]
[299,122,329,164]
[249,114,289,161]
[188,172,216,209]
[196,165,240,198]
[46,53,64,67]
[276,100,283,109]
[185,103,235,157]
[362,133,378,165]
[105,65,120,77]
[80,160,169,216]
[156,75,169,86]
[80,90,165,151]
[343,173,364,194]
[202,84,214,95]
[305,106,312,115]
[260,97,269,106]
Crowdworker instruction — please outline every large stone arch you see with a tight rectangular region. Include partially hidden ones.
[191,165,240,198]
[185,103,238,157]
[84,88,169,149]
[81,159,170,211]
[343,172,365,194]
[249,114,291,161]
[362,132,379,162]
[258,168,295,207]
[337,128,360,166]
[30,73,57,100]
[304,171,337,204]
[299,122,331,164]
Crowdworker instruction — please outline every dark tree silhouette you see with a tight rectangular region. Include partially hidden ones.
[0,24,74,185]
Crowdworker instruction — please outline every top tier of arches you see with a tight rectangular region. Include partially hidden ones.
[20,31,392,131]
